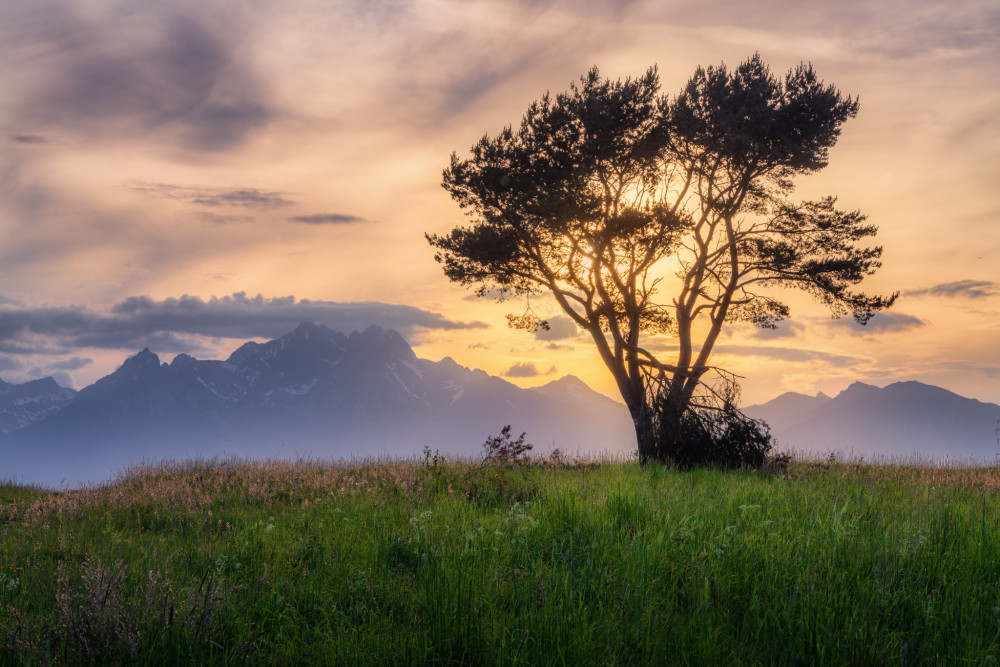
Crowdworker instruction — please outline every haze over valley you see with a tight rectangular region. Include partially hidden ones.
[3,322,999,488]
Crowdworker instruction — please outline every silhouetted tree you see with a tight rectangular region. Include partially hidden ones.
[428,55,896,465]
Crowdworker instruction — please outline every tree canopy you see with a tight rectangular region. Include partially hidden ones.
[428,54,897,465]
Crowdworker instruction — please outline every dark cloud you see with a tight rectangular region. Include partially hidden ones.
[192,189,292,209]
[907,280,998,299]
[0,356,25,373]
[9,9,274,151]
[11,134,47,144]
[290,213,366,225]
[534,316,579,341]
[130,182,293,210]
[832,312,926,334]
[196,212,255,224]
[0,293,486,355]
[49,356,92,371]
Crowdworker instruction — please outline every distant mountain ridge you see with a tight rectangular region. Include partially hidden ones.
[6,327,998,486]
[0,377,76,434]
[0,322,635,487]
[745,381,1000,462]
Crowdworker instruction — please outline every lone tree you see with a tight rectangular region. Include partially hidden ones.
[427,55,896,465]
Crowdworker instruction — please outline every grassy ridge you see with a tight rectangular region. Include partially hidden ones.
[2,457,1000,665]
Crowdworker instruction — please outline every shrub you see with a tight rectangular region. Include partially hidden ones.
[480,425,533,467]
[649,380,773,470]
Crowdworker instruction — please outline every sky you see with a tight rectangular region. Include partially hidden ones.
[0,0,998,407]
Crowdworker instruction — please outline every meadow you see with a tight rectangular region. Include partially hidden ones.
[2,453,1000,665]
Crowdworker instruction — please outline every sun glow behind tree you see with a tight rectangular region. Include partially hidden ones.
[429,54,897,465]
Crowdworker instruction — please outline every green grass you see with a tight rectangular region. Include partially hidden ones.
[2,456,1000,665]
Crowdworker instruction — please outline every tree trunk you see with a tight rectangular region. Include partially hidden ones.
[630,399,656,465]
[655,392,686,466]
[635,382,689,466]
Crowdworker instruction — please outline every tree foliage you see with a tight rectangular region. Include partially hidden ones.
[428,55,897,466]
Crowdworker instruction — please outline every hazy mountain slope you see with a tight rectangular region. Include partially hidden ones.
[746,381,1000,462]
[0,322,634,487]
[743,390,831,432]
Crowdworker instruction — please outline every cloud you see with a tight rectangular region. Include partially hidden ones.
[534,316,580,341]
[747,321,803,340]
[11,134,47,144]
[192,189,292,209]
[0,354,83,389]
[643,0,1000,61]
[642,339,866,366]
[0,356,25,373]
[49,356,93,371]
[503,362,555,378]
[0,293,487,355]
[907,280,998,299]
[132,183,293,209]
[831,312,926,333]
[196,212,255,224]
[462,288,511,302]
[290,213,366,225]
[937,361,1000,381]
[715,345,863,366]
[7,8,274,152]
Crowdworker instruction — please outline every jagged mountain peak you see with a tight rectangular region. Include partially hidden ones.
[226,322,348,370]
[838,381,879,397]
[170,353,198,368]
[121,348,162,371]
[539,374,589,390]
[291,320,331,338]
[346,325,416,362]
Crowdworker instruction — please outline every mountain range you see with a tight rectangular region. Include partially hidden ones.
[0,322,635,488]
[745,381,1000,463]
[3,323,998,488]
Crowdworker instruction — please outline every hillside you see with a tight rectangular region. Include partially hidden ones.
[3,459,1000,664]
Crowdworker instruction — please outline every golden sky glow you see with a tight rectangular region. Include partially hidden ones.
[0,0,998,406]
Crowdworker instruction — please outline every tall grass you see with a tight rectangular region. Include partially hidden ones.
[2,456,999,664]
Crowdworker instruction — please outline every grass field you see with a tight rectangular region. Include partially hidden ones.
[2,454,1000,665]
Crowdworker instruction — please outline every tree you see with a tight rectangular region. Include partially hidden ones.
[427,55,896,465]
